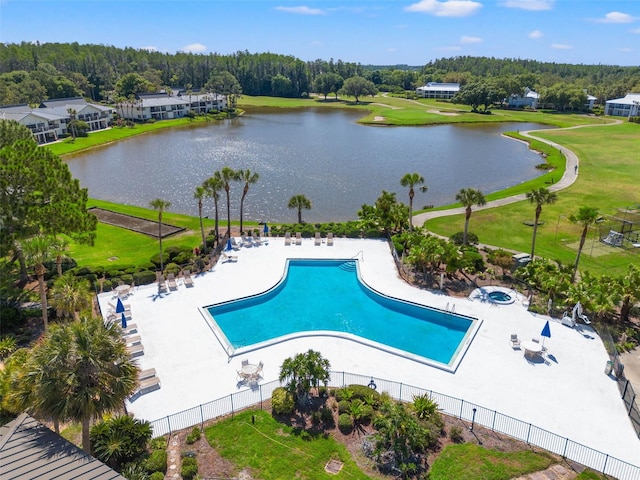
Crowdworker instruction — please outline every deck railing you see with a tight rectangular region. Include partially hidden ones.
[148,370,640,480]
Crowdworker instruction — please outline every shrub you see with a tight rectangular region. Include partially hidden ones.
[338,400,351,415]
[149,472,165,480]
[185,427,201,444]
[149,436,167,450]
[336,385,381,404]
[134,270,157,285]
[449,426,464,443]
[364,229,383,238]
[145,449,168,473]
[164,263,181,276]
[338,413,353,433]
[450,231,479,245]
[321,406,334,425]
[180,457,198,480]
[271,387,295,414]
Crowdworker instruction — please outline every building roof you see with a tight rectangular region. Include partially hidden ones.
[605,93,640,105]
[0,413,126,480]
[417,82,460,92]
[40,97,88,108]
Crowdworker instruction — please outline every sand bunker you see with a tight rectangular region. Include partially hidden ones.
[427,109,459,116]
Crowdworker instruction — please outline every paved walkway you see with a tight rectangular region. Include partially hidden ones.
[412,119,622,226]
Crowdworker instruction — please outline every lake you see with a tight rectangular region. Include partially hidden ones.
[65,109,547,223]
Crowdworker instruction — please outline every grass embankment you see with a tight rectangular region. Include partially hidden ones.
[425,122,640,276]
[205,410,563,480]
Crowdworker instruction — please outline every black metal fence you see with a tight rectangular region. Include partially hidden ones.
[148,370,640,480]
[601,325,640,440]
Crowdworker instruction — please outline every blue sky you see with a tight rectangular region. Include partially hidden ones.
[1,0,639,66]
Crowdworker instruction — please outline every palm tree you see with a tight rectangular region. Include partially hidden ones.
[49,274,93,321]
[149,198,171,273]
[7,317,138,452]
[194,185,207,253]
[279,349,330,409]
[569,206,599,282]
[203,175,224,245]
[21,235,54,331]
[236,169,259,234]
[287,194,312,224]
[51,237,69,277]
[526,187,558,259]
[617,264,640,324]
[218,167,236,234]
[455,188,486,245]
[400,173,427,231]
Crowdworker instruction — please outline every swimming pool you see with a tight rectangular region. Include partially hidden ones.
[204,259,480,371]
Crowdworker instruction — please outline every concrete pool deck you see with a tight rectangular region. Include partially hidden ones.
[98,238,639,466]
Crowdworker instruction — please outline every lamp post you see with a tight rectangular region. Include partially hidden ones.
[470,407,477,431]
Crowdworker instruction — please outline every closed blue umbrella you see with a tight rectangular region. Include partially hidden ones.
[541,320,551,348]
[225,239,232,251]
[121,312,127,329]
[116,297,125,313]
[263,223,269,236]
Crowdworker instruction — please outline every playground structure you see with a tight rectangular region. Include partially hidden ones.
[599,207,640,249]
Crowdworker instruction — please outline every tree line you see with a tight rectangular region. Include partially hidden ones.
[1,42,639,106]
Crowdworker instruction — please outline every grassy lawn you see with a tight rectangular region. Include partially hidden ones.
[428,443,555,480]
[205,410,371,479]
[425,122,640,276]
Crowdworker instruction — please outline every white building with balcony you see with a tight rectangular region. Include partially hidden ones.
[604,93,640,117]
[116,92,227,121]
[415,82,460,99]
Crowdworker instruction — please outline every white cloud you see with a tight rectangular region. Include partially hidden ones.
[460,35,482,44]
[275,6,326,15]
[632,28,640,34]
[619,47,632,52]
[140,46,157,52]
[500,0,553,11]
[437,45,463,52]
[405,0,482,17]
[528,30,543,39]
[387,48,398,53]
[551,43,573,50]
[182,43,207,53]
[597,11,634,23]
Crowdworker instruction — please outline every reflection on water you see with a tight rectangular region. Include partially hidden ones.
[66,109,548,223]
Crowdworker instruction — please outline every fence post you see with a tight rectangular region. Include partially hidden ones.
[230,393,234,418]
[562,437,569,458]
[200,404,204,431]
[526,423,532,444]
[167,416,172,437]
[399,383,403,401]
[602,454,609,476]
[260,385,263,410]
[492,410,496,431]
[459,400,464,419]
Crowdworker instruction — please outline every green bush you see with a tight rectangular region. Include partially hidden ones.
[364,229,383,238]
[149,436,167,450]
[185,427,201,445]
[134,270,157,285]
[336,384,381,404]
[449,426,464,443]
[338,413,353,433]
[149,472,165,480]
[450,231,479,246]
[271,387,295,415]
[180,457,198,480]
[338,400,351,415]
[145,449,168,473]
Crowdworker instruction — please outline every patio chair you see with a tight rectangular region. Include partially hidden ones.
[241,359,249,367]
[138,368,157,381]
[327,232,334,246]
[157,273,167,294]
[510,334,521,349]
[136,375,161,394]
[221,252,238,263]
[126,344,144,358]
[167,273,178,290]
[230,237,241,250]
[284,232,292,246]
[295,232,302,245]
[183,269,194,287]
[123,335,141,345]
[532,337,540,344]
[314,231,321,246]
[241,235,253,247]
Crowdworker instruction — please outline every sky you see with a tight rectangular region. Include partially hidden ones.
[1,0,639,67]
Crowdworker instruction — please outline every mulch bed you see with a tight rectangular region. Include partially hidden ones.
[88,207,185,238]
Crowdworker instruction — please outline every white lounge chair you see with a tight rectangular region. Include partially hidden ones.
[295,232,302,245]
[284,232,292,246]
[230,237,241,250]
[183,269,194,287]
[241,235,253,248]
[327,232,334,246]
[167,273,178,290]
[127,344,144,358]
[135,375,161,395]
[314,232,321,246]
[157,273,167,294]
[124,335,141,345]
[138,368,157,381]
[510,334,521,349]
[221,252,238,263]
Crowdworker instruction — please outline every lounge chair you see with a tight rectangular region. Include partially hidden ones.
[183,269,194,287]
[510,334,521,349]
[314,232,321,246]
[327,232,334,246]
[295,232,302,245]
[241,359,249,367]
[167,273,178,290]
[221,252,238,263]
[124,335,141,345]
[241,235,253,248]
[135,375,161,395]
[107,301,131,315]
[138,368,157,381]
[230,237,241,250]
[127,344,144,358]
[284,232,292,246]
[120,323,138,334]
[157,273,167,294]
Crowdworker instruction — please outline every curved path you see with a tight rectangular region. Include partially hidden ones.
[412,119,622,226]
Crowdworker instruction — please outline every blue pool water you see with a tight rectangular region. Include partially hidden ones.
[206,260,476,366]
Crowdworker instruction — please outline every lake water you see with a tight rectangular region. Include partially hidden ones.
[65,109,547,223]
